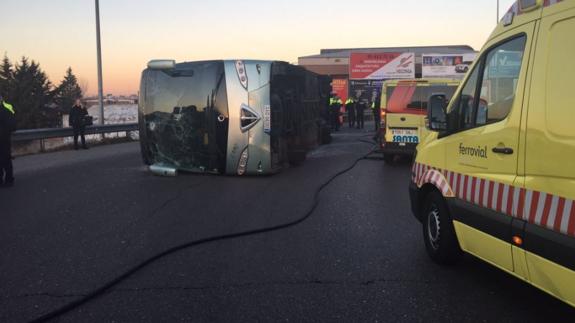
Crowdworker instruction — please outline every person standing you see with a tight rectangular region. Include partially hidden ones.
[345,97,356,128]
[355,99,365,129]
[0,94,16,188]
[69,99,89,150]
[329,94,342,132]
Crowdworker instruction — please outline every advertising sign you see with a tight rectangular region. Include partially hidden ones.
[422,53,477,78]
[349,80,383,103]
[350,52,415,80]
[331,78,348,102]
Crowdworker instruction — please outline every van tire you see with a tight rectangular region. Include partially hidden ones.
[421,190,462,265]
[383,153,394,164]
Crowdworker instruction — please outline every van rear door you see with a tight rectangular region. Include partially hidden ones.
[385,83,457,144]
[522,4,575,306]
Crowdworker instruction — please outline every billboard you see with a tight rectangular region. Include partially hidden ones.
[350,52,415,80]
[331,78,348,102]
[422,53,477,78]
[349,80,383,104]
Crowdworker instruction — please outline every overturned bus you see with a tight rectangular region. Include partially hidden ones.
[138,59,331,175]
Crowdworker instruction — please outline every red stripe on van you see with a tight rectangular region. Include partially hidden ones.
[506,186,515,216]
[529,191,541,224]
[496,184,504,213]
[568,205,575,237]
[462,175,469,202]
[517,189,526,220]
[541,194,553,227]
[479,179,486,208]
[554,198,566,233]
[487,181,495,210]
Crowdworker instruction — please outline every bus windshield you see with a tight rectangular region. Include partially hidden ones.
[141,61,229,173]
[386,83,458,115]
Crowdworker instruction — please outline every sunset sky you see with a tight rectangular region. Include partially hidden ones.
[0,0,515,96]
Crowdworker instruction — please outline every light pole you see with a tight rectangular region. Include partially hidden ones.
[497,0,500,23]
[95,0,104,125]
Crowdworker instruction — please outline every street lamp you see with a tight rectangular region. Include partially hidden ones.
[95,0,104,125]
[497,0,500,24]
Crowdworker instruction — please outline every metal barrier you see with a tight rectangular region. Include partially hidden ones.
[12,123,139,142]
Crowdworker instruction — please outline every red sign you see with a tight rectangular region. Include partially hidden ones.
[331,78,348,102]
[349,52,415,80]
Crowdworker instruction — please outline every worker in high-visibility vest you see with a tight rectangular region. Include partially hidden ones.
[345,97,356,128]
[0,94,16,187]
[329,94,342,131]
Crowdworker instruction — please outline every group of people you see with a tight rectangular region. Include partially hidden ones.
[329,93,380,132]
[0,96,91,188]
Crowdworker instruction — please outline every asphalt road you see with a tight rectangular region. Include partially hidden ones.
[1,124,573,322]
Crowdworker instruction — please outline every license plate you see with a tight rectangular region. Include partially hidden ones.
[263,105,271,134]
[391,129,419,144]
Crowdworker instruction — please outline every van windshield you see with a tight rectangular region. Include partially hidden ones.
[386,83,458,114]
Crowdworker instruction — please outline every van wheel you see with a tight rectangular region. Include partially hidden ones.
[422,190,461,265]
[383,153,394,164]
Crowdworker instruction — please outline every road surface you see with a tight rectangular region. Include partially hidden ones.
[1,124,573,322]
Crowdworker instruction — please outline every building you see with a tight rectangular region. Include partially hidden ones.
[298,45,477,103]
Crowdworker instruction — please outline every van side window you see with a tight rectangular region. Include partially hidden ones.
[453,67,480,130]
[449,35,526,132]
[477,36,526,125]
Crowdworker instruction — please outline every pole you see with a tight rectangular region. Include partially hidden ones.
[95,0,104,125]
[497,0,500,23]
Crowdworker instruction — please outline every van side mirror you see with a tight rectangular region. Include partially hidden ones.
[428,94,448,132]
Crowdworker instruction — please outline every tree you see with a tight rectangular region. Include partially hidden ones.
[0,54,13,97]
[53,67,83,113]
[11,57,58,129]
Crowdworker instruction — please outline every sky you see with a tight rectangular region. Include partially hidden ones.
[0,0,516,96]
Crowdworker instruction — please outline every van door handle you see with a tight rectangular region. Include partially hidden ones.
[492,147,514,155]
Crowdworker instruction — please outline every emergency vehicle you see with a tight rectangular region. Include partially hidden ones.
[409,0,575,307]
[380,79,460,163]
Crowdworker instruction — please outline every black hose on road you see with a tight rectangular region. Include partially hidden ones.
[30,143,376,323]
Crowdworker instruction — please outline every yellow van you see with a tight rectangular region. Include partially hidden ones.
[380,79,460,163]
[409,0,575,307]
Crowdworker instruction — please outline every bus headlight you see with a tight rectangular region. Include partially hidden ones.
[235,60,248,90]
[237,147,249,175]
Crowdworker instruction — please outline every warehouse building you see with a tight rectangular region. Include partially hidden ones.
[298,45,477,103]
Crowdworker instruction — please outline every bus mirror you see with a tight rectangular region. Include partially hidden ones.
[428,94,448,132]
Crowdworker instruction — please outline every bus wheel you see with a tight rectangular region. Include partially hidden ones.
[383,153,394,164]
[422,190,461,265]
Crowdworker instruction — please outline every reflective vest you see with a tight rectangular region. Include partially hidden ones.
[329,98,342,106]
[345,98,355,105]
[371,102,376,110]
[2,101,14,114]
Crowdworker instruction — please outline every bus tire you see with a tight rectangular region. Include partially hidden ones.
[421,190,461,265]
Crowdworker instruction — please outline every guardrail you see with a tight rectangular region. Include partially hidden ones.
[12,123,139,142]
